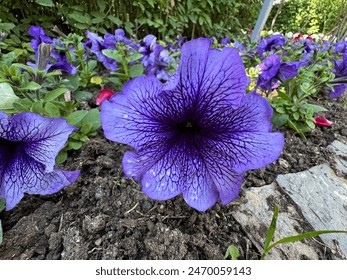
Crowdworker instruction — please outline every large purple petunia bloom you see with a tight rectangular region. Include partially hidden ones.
[0,112,80,210]
[101,38,284,211]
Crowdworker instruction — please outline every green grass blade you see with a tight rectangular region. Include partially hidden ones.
[263,205,279,252]
[224,245,239,260]
[266,230,347,253]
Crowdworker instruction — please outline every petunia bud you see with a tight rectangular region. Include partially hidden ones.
[96,88,114,105]
[314,116,332,127]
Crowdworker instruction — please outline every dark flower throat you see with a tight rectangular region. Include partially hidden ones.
[176,119,202,134]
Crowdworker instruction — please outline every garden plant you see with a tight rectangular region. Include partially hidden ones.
[0,0,347,260]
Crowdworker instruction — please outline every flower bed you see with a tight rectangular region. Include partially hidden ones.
[0,28,347,259]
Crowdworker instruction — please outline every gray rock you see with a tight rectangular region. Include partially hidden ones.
[276,164,347,259]
[328,140,347,157]
[328,140,347,176]
[232,183,322,259]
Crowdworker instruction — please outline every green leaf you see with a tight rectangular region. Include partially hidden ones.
[107,15,122,26]
[265,230,347,258]
[44,102,60,117]
[80,123,93,134]
[0,83,19,110]
[97,0,106,12]
[263,205,279,252]
[12,63,37,75]
[0,198,5,212]
[127,53,143,63]
[73,91,93,102]
[31,100,44,114]
[102,49,123,62]
[302,103,327,113]
[56,150,68,165]
[44,88,68,102]
[35,0,54,7]
[0,23,15,33]
[82,108,100,131]
[66,110,88,126]
[13,99,32,113]
[224,245,239,260]
[271,112,289,127]
[67,141,83,150]
[68,13,91,24]
[129,64,144,78]
[19,81,41,91]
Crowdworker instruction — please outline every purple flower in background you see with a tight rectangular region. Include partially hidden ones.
[28,26,53,56]
[329,53,347,98]
[221,37,231,45]
[0,112,80,210]
[257,54,301,90]
[139,34,157,66]
[147,44,172,81]
[28,27,77,75]
[101,38,284,211]
[139,35,172,81]
[233,40,245,52]
[333,41,347,54]
[85,31,118,71]
[257,34,286,58]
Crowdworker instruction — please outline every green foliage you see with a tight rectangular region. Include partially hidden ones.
[260,205,347,260]
[0,0,262,43]
[224,245,240,260]
[270,0,347,35]
[0,41,101,165]
[225,205,347,260]
[270,60,334,138]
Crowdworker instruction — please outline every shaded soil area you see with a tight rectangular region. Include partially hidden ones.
[0,95,346,260]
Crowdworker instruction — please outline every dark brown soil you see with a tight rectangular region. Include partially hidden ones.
[0,95,346,260]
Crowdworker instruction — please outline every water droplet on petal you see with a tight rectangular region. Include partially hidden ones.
[166,169,171,176]
[123,114,128,119]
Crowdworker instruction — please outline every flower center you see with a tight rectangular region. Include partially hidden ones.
[176,119,202,134]
[0,138,20,160]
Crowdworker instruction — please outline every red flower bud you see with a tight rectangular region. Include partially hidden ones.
[314,116,332,127]
[96,88,114,105]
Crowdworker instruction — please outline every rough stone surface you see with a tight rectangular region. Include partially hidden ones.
[231,183,327,260]
[328,140,347,176]
[276,164,347,259]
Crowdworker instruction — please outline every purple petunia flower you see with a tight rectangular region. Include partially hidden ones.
[0,111,80,210]
[256,54,301,91]
[85,31,118,71]
[101,38,284,211]
[329,53,347,98]
[221,37,231,45]
[333,40,347,54]
[257,34,287,58]
[139,35,172,81]
[29,26,53,56]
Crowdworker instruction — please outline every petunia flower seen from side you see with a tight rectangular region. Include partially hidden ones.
[0,112,80,210]
[101,38,284,211]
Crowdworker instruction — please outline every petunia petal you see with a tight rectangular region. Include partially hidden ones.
[170,38,249,112]
[0,151,79,210]
[329,84,347,98]
[140,143,219,211]
[201,92,284,173]
[101,76,175,150]
[3,113,77,173]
